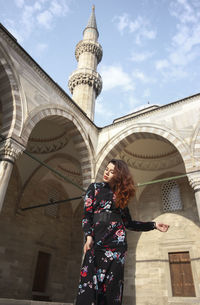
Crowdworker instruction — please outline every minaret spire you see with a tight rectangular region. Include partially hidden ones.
[84,5,98,36]
[68,6,103,121]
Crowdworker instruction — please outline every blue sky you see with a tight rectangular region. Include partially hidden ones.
[1,0,200,127]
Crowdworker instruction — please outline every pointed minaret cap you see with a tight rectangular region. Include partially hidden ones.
[84,5,99,37]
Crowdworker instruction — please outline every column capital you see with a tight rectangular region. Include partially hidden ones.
[187,171,200,191]
[0,138,25,162]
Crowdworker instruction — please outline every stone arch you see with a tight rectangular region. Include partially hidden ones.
[20,176,72,218]
[191,123,200,169]
[17,152,83,209]
[21,106,93,189]
[96,123,190,180]
[19,152,82,190]
[0,45,23,138]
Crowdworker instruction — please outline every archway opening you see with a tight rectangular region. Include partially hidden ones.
[97,131,199,305]
[0,114,91,302]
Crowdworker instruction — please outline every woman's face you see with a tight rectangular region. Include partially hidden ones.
[103,162,115,183]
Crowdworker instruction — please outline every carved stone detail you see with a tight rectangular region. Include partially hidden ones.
[119,151,183,171]
[68,72,102,96]
[27,134,69,154]
[51,165,82,186]
[59,165,82,185]
[0,138,24,161]
[75,41,103,63]
[188,172,200,191]
[124,148,177,160]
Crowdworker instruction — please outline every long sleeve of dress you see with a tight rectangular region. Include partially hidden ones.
[121,207,155,231]
[82,183,95,238]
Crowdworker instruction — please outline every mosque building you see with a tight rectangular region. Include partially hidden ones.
[0,6,200,305]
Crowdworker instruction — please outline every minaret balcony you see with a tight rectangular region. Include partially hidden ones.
[75,40,103,64]
[68,69,102,97]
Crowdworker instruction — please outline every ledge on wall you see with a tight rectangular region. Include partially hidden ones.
[113,105,159,123]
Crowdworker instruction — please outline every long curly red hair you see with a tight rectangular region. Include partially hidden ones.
[108,159,135,209]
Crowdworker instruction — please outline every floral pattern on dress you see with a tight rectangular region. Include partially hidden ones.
[76,182,155,305]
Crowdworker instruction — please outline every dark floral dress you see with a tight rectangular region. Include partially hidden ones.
[76,182,155,305]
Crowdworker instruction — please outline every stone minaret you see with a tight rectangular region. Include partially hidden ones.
[68,6,103,121]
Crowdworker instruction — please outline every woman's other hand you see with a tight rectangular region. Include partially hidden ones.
[155,223,169,232]
[84,236,94,254]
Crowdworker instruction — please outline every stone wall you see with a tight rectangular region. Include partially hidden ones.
[0,166,83,303]
[123,177,200,305]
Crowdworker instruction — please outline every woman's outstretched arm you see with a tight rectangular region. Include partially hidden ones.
[121,207,169,232]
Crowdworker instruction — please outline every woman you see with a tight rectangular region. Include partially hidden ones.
[76,159,169,305]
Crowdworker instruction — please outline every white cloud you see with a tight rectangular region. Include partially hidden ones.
[100,64,134,91]
[35,43,48,56]
[114,13,129,34]
[114,13,157,44]
[4,0,70,41]
[170,0,198,24]
[143,88,151,99]
[37,10,53,28]
[14,0,25,8]
[50,0,69,16]
[4,18,24,42]
[127,93,155,114]
[37,0,69,29]
[129,16,142,33]
[128,96,141,109]
[130,51,154,62]
[132,69,155,83]
[95,97,114,117]
[155,59,169,70]
[133,70,146,81]
[155,0,200,79]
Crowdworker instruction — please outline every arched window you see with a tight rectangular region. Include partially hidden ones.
[161,180,182,212]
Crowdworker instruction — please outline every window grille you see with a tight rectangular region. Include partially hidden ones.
[45,189,59,217]
[161,180,182,212]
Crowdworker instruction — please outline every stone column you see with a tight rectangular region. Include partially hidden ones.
[0,138,24,212]
[188,171,200,221]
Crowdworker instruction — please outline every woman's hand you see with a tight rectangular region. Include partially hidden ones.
[155,223,169,232]
[83,236,94,254]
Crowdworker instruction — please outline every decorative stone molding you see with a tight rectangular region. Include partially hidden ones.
[68,71,102,96]
[119,151,183,171]
[59,165,82,184]
[27,133,70,154]
[124,148,177,160]
[51,165,82,186]
[0,138,25,162]
[75,41,103,63]
[188,172,200,191]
